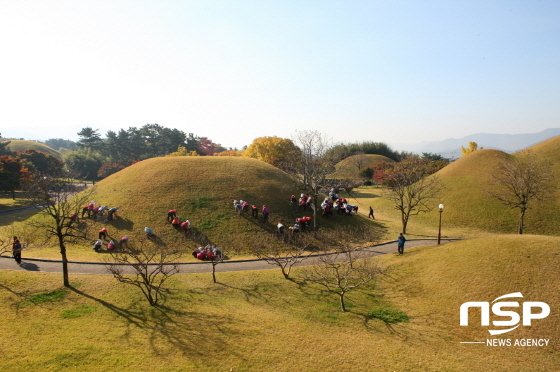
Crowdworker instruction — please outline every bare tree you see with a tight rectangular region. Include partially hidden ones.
[487,151,557,234]
[208,245,241,283]
[300,250,383,312]
[286,130,340,230]
[252,233,310,279]
[348,152,369,174]
[384,161,441,234]
[106,238,181,306]
[23,174,92,286]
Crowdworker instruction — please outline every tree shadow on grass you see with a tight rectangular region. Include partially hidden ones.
[212,281,270,304]
[67,285,240,357]
[360,309,453,346]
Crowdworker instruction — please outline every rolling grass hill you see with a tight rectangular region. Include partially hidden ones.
[0,235,557,371]
[5,139,61,158]
[330,154,394,179]
[28,156,379,260]
[369,146,560,236]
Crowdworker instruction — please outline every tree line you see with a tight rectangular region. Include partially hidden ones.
[65,124,228,180]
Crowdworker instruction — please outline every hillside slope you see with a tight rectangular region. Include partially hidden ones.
[377,235,560,369]
[81,156,375,253]
[6,140,61,158]
[373,144,560,236]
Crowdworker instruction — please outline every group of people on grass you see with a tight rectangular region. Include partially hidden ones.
[92,226,129,252]
[233,200,270,222]
[320,196,359,218]
[78,201,119,221]
[231,190,366,236]
[166,209,191,236]
[8,185,403,265]
[290,194,313,211]
[192,244,223,260]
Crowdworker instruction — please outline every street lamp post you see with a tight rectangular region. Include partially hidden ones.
[437,204,444,245]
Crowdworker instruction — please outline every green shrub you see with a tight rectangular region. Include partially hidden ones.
[189,196,216,212]
[61,305,97,319]
[199,213,230,230]
[27,289,66,305]
[367,308,409,323]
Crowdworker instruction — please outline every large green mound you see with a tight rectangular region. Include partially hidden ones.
[377,145,560,235]
[330,154,394,179]
[84,156,371,252]
[5,140,61,158]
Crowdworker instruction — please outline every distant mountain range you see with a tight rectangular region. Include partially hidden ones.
[391,128,560,159]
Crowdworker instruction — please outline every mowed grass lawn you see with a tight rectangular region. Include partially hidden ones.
[0,191,35,212]
[1,235,558,371]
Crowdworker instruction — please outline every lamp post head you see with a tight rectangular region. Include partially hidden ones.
[438,204,444,211]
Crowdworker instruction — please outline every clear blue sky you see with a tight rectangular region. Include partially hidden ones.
[1,0,559,150]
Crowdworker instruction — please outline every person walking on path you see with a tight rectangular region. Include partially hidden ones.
[368,206,375,219]
[12,236,22,264]
[397,233,406,255]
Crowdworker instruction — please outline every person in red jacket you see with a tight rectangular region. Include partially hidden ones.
[119,236,129,249]
[69,212,79,226]
[98,227,108,240]
[167,209,177,222]
[181,220,191,236]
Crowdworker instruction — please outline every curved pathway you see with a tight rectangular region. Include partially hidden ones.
[0,239,456,275]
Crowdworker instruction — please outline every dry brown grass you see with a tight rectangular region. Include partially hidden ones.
[1,234,558,371]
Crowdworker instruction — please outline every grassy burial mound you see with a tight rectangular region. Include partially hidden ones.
[431,139,560,235]
[68,156,377,259]
[5,139,61,158]
[520,135,560,233]
[0,236,558,371]
[426,149,519,233]
[372,147,560,236]
[330,154,394,179]
[369,149,519,234]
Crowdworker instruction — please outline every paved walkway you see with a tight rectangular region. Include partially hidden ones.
[0,239,456,275]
